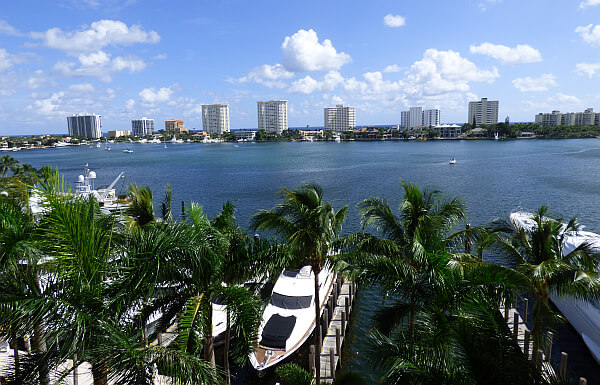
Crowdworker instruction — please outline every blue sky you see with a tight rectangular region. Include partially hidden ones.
[2,0,600,135]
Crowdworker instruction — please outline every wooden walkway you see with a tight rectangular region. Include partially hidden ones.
[315,279,355,384]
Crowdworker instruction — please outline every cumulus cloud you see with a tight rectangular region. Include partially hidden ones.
[0,48,26,72]
[479,0,502,12]
[288,71,345,94]
[404,49,498,96]
[69,83,95,92]
[576,62,600,78]
[512,74,557,92]
[281,29,351,72]
[470,43,542,64]
[153,53,168,60]
[383,64,402,73]
[53,51,147,81]
[125,99,136,110]
[575,24,600,46]
[28,91,66,117]
[383,14,406,27]
[139,85,176,105]
[238,64,294,88]
[580,0,600,8]
[32,19,160,53]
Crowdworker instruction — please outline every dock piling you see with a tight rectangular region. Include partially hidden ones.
[523,298,528,324]
[341,311,346,337]
[560,352,568,380]
[335,327,341,355]
[545,332,553,362]
[513,312,519,339]
[329,348,335,380]
[524,330,530,360]
[309,345,315,375]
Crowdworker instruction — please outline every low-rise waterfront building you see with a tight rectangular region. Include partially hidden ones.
[234,129,256,141]
[535,108,598,126]
[67,113,102,138]
[257,100,287,135]
[436,124,462,138]
[132,117,154,137]
[202,104,230,135]
[299,129,323,141]
[165,119,188,134]
[324,104,355,131]
[468,98,499,125]
[108,130,130,138]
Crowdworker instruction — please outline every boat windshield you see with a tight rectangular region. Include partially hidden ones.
[270,293,312,309]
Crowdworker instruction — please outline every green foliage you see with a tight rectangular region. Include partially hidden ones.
[275,363,312,385]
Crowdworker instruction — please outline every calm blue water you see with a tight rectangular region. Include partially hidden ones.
[11,139,600,383]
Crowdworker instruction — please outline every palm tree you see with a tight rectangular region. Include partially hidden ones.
[0,155,19,177]
[342,180,468,334]
[497,205,600,355]
[251,183,347,384]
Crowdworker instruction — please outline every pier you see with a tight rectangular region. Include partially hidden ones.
[309,277,356,384]
[501,296,588,384]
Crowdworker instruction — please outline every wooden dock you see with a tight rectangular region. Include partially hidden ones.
[310,278,356,384]
[501,298,588,385]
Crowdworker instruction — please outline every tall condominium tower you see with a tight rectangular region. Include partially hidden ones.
[202,104,230,135]
[67,113,102,138]
[165,119,187,133]
[423,109,441,127]
[468,98,499,125]
[257,100,287,134]
[131,117,154,137]
[324,104,355,131]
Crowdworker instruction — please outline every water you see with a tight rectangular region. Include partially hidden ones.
[10,139,600,383]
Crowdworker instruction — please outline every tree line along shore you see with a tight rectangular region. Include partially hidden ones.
[1,156,599,385]
[4,121,600,150]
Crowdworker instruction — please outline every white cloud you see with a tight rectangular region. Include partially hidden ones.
[0,49,27,72]
[470,43,542,64]
[576,62,600,78]
[512,73,557,92]
[383,14,406,28]
[68,83,95,92]
[383,64,402,73]
[238,64,294,88]
[580,0,600,8]
[281,29,351,72]
[288,71,345,94]
[32,19,160,54]
[53,51,147,81]
[0,20,20,36]
[575,24,600,46]
[139,85,176,105]
[554,93,581,105]
[153,53,168,60]
[125,99,136,110]
[404,49,498,96]
[28,91,66,117]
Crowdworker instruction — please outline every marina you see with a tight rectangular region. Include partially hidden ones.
[7,139,600,383]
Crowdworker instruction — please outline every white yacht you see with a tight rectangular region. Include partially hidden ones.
[449,158,456,164]
[123,148,133,153]
[510,212,600,364]
[249,265,335,372]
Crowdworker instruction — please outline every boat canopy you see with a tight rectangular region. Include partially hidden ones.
[260,314,297,349]
[270,293,312,309]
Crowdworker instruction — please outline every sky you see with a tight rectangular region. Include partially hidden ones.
[2,0,600,135]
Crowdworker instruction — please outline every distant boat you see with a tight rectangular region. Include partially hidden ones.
[104,146,111,151]
[123,148,133,153]
[449,158,456,164]
[494,132,499,140]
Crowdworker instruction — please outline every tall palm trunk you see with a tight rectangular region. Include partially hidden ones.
[204,304,215,366]
[11,331,19,380]
[313,263,321,384]
[91,361,108,385]
[32,324,49,385]
[224,309,231,385]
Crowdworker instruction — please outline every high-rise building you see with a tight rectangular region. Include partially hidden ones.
[400,107,440,129]
[67,113,102,138]
[131,117,154,137]
[468,98,499,125]
[202,104,230,135]
[324,104,355,131]
[257,100,287,135]
[423,109,441,127]
[165,119,187,134]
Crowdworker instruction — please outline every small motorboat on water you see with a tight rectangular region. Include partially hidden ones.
[249,265,335,372]
[510,212,600,364]
[123,148,133,153]
[449,158,456,164]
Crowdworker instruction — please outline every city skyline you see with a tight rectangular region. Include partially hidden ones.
[2,1,600,135]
